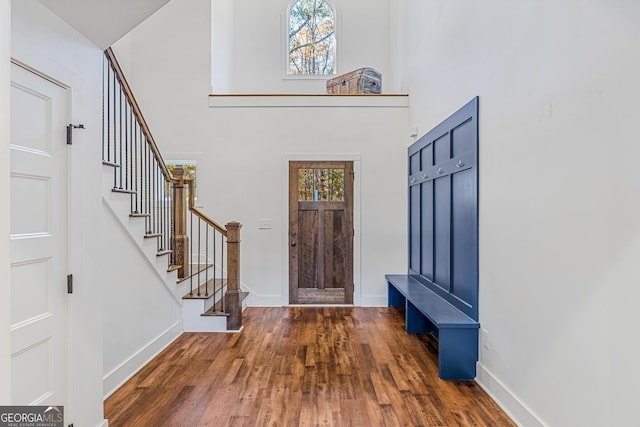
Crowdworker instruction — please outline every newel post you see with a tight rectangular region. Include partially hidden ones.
[225,221,242,330]
[172,168,189,279]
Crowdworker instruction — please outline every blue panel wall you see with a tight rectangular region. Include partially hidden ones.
[420,180,434,281]
[409,154,421,274]
[407,97,479,320]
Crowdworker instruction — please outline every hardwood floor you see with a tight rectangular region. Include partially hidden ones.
[104,307,515,426]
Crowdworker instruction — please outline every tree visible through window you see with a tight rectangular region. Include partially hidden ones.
[166,163,197,201]
[298,168,344,201]
[288,0,336,75]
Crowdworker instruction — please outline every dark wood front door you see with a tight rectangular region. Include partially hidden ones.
[289,161,354,304]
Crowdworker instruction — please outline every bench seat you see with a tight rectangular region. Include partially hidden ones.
[386,274,479,380]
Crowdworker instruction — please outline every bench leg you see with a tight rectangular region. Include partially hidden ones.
[388,282,406,307]
[406,300,436,335]
[438,328,479,380]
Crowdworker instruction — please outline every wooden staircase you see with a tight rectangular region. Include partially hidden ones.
[101,48,246,332]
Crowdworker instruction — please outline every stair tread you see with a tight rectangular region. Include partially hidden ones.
[144,233,162,238]
[103,160,120,168]
[202,294,230,317]
[167,265,181,272]
[199,290,248,317]
[201,309,230,317]
[183,278,226,300]
[156,249,172,257]
[130,213,150,218]
[112,188,136,194]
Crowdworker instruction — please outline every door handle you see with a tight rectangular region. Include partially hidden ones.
[291,241,297,247]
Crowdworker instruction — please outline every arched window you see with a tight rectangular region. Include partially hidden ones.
[287,0,336,75]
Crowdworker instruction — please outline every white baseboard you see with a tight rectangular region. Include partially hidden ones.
[246,295,387,307]
[476,363,547,427]
[245,293,283,306]
[97,420,109,427]
[359,295,387,307]
[102,321,183,399]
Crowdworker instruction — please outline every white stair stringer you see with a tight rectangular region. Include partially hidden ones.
[101,196,180,304]
[102,166,179,299]
[175,277,190,300]
[101,164,233,332]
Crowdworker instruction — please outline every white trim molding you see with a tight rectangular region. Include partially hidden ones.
[102,322,183,399]
[476,363,548,427]
[209,94,408,108]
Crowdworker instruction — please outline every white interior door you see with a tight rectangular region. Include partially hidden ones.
[10,62,68,406]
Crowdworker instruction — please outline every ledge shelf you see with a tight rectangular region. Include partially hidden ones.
[208,94,409,109]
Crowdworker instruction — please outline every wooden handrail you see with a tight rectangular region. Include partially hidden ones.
[105,48,228,238]
[185,179,227,235]
[104,48,176,183]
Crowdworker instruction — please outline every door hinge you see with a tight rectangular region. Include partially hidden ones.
[67,274,73,294]
[66,123,85,145]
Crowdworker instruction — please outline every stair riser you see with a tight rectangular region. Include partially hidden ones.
[182,299,227,332]
[141,234,160,257]
[155,252,171,273]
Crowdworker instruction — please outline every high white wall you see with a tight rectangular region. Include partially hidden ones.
[113,0,409,306]
[212,0,395,94]
[394,1,640,426]
[198,101,409,305]
[11,1,106,425]
[0,0,11,404]
[211,0,234,93]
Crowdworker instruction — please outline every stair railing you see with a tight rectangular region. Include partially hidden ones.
[102,48,242,329]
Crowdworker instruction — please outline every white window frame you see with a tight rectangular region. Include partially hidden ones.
[282,0,339,80]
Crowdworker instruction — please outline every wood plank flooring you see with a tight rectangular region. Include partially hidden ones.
[104,307,515,426]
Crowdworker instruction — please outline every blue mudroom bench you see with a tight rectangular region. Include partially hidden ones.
[386,274,479,380]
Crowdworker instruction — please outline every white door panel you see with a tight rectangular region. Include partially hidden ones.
[9,236,53,265]
[9,148,53,176]
[11,80,55,155]
[10,63,68,406]
[10,174,52,237]
[10,258,52,326]
[11,337,54,404]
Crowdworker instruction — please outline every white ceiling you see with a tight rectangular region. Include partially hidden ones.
[38,0,172,49]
